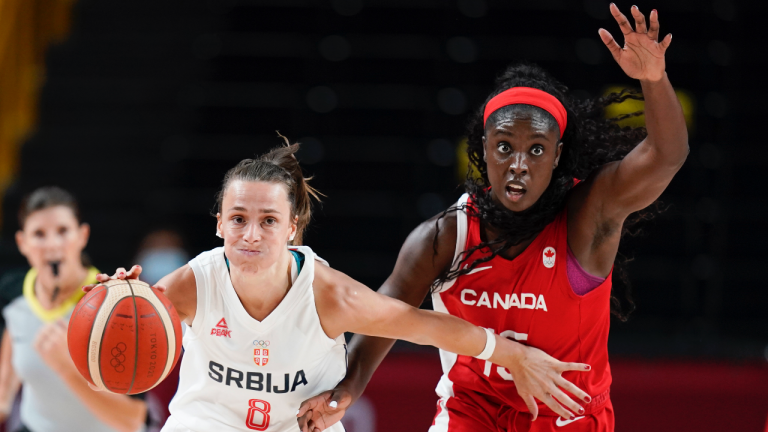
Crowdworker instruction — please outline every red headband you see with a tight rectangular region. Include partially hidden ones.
[483,87,567,139]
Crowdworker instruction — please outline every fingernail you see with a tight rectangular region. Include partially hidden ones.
[632,5,637,9]
[579,407,585,414]
[584,365,591,370]
[585,395,592,403]
[570,415,576,420]
[329,401,338,408]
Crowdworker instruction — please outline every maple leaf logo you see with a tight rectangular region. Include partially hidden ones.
[544,249,555,258]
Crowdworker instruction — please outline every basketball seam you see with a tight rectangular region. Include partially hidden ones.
[125,279,139,395]
[85,284,107,387]
[97,283,132,392]
[98,294,126,391]
[127,283,177,391]
[135,299,165,393]
[73,285,104,317]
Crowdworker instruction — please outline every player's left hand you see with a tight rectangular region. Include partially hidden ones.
[34,320,77,378]
[599,4,671,82]
[296,388,352,432]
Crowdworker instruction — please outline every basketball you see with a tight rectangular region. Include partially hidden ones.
[67,279,183,395]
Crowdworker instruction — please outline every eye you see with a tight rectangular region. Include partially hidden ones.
[232,216,245,224]
[34,230,45,238]
[263,217,277,226]
[497,142,511,153]
[531,145,544,156]
[58,227,68,235]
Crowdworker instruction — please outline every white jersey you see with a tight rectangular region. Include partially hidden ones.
[163,246,347,432]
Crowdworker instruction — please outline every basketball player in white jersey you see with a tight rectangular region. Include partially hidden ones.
[92,143,592,432]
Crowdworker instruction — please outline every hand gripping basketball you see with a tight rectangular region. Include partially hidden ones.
[71,266,182,394]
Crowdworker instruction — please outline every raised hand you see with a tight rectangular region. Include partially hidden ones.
[34,320,77,378]
[296,388,352,432]
[599,4,671,82]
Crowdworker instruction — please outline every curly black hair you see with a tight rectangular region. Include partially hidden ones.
[433,62,651,321]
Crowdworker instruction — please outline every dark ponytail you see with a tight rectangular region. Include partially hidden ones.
[215,138,321,245]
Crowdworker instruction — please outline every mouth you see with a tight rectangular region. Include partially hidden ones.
[504,182,527,203]
[237,249,261,257]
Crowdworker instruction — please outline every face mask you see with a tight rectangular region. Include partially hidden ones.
[135,247,189,285]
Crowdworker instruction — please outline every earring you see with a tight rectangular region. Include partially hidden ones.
[216,231,223,238]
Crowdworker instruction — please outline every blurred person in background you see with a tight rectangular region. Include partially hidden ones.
[0,187,147,432]
[133,228,188,432]
[135,229,189,286]
[301,5,687,432]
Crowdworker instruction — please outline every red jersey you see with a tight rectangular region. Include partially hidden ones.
[432,193,613,417]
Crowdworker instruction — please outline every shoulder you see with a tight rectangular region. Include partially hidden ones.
[158,264,197,324]
[399,203,461,273]
[188,247,225,269]
[312,261,350,300]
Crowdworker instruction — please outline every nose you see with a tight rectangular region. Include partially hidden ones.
[242,223,262,243]
[508,152,528,176]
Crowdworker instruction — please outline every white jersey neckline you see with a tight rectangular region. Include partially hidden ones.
[216,247,313,332]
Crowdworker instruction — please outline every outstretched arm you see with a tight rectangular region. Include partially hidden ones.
[595,5,688,214]
[297,215,592,431]
[570,5,688,275]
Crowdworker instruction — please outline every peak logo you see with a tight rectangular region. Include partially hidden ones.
[461,289,547,311]
[211,317,232,338]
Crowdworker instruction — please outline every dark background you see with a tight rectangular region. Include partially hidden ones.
[0,0,764,407]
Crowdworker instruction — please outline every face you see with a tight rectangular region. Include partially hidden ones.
[216,180,297,273]
[15,206,90,280]
[482,111,563,212]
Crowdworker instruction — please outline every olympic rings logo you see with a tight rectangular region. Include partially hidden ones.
[252,340,270,347]
[110,342,127,373]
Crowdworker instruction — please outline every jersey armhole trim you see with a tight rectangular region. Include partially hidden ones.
[433,193,470,294]
[187,258,208,336]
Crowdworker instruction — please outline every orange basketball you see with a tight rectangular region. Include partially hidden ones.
[68,279,183,394]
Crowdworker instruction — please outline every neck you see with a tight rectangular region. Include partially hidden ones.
[482,223,538,261]
[230,249,293,321]
[34,264,89,310]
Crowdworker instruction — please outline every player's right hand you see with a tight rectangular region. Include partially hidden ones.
[296,387,352,432]
[82,265,167,293]
[501,341,592,421]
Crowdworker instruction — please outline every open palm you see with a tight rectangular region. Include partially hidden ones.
[599,4,671,82]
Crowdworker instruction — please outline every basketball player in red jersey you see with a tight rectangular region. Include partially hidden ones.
[298,4,686,431]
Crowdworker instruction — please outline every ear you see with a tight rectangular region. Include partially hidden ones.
[15,230,27,257]
[288,216,298,242]
[553,141,564,168]
[78,223,91,249]
[216,213,224,239]
[482,135,488,162]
